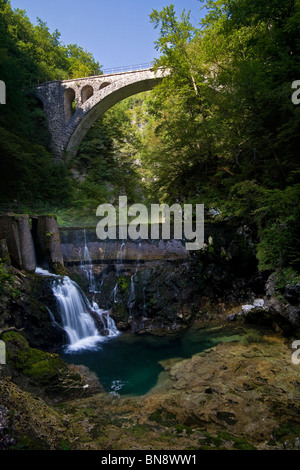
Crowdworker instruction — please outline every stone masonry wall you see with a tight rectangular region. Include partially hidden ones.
[33,69,165,159]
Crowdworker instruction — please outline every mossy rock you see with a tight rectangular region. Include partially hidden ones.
[117,275,130,293]
[112,302,129,321]
[198,430,256,450]
[148,408,177,427]
[271,423,300,448]
[232,438,256,450]
[128,424,152,437]
[3,331,69,383]
[11,435,51,451]
[52,263,67,276]
[2,331,84,396]
[175,424,193,436]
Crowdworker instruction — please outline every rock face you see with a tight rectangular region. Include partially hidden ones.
[0,331,102,400]
[0,239,11,267]
[0,267,66,351]
[0,214,64,274]
[33,215,64,272]
[264,273,300,330]
[62,220,263,334]
[0,215,36,271]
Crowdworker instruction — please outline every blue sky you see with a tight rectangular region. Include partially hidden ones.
[9,0,206,70]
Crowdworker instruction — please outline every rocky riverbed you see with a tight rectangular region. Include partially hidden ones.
[1,323,300,451]
[0,219,300,451]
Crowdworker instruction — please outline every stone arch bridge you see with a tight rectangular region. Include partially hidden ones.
[32,67,166,159]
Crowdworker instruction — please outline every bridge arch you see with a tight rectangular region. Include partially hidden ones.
[64,87,76,122]
[64,69,165,159]
[32,68,167,159]
[81,84,94,104]
[99,81,111,90]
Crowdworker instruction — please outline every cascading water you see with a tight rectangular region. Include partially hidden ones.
[128,241,142,316]
[112,237,126,304]
[81,229,97,293]
[51,276,102,351]
[92,301,120,338]
[36,267,120,352]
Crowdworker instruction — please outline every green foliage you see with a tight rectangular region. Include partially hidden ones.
[0,127,73,204]
[0,1,101,207]
[69,95,149,216]
[274,268,300,297]
[0,0,299,277]
[136,1,300,274]
[142,0,300,201]
[220,181,300,271]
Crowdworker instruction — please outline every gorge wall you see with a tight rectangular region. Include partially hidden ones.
[2,213,298,341]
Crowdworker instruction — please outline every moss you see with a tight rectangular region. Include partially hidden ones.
[68,272,87,291]
[175,424,193,436]
[81,407,96,418]
[215,431,234,441]
[128,424,151,437]
[117,275,130,293]
[52,262,67,276]
[232,438,256,450]
[274,268,300,297]
[198,444,216,450]
[272,423,300,443]
[197,430,256,450]
[2,331,71,385]
[11,435,51,450]
[148,408,177,427]
[59,440,72,451]
[113,302,129,320]
[109,417,134,427]
[200,432,223,448]
[2,331,31,368]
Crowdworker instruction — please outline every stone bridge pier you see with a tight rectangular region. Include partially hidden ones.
[32,68,166,160]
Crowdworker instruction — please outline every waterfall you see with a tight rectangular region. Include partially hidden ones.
[51,276,102,351]
[112,238,126,304]
[128,241,142,316]
[92,301,120,338]
[142,286,147,316]
[36,268,120,353]
[81,230,97,293]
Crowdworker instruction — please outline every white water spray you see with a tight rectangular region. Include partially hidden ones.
[112,238,126,304]
[36,268,120,352]
[81,230,97,293]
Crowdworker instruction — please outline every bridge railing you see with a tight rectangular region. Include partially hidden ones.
[102,62,154,75]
